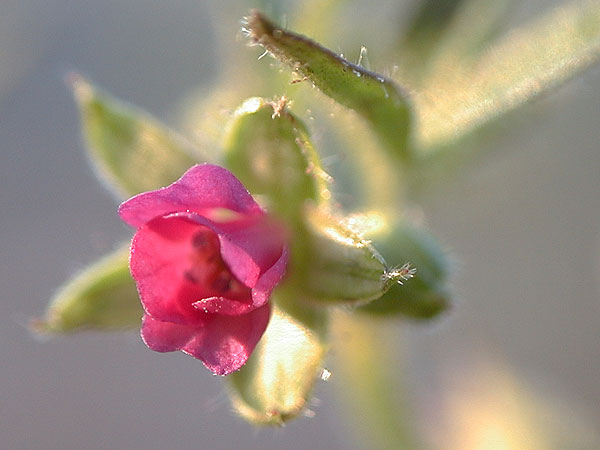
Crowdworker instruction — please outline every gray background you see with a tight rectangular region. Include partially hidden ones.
[1,1,599,449]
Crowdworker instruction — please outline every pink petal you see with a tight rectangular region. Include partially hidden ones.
[130,215,233,325]
[118,164,262,228]
[216,216,287,288]
[140,315,198,352]
[251,245,289,307]
[182,304,271,375]
[170,212,287,291]
[190,247,287,315]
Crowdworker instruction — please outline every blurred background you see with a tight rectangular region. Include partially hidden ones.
[1,0,599,449]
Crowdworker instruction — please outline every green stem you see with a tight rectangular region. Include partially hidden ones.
[332,312,421,450]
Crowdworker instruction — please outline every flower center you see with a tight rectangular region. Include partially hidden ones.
[184,227,250,300]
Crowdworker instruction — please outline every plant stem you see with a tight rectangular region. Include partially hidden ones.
[331,312,421,450]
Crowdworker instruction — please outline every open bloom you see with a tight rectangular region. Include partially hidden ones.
[118,164,288,375]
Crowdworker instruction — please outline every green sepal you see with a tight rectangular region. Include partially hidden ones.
[224,97,331,220]
[33,244,142,333]
[223,97,396,305]
[293,207,408,305]
[70,73,209,198]
[245,11,413,161]
[228,296,328,426]
[358,221,451,319]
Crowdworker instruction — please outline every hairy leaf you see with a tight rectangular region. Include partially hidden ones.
[33,244,141,333]
[71,74,207,198]
[416,0,600,149]
[245,11,413,161]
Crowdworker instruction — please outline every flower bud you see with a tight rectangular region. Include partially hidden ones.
[358,220,451,319]
[296,207,411,305]
[224,96,331,221]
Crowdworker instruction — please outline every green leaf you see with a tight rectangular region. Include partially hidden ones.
[397,0,466,76]
[224,97,331,220]
[398,0,513,84]
[70,73,208,198]
[358,220,451,319]
[425,0,513,64]
[416,0,600,150]
[245,11,413,161]
[33,244,142,333]
[228,299,328,425]
[403,0,465,43]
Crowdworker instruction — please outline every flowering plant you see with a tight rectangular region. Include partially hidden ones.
[119,164,288,375]
[35,1,600,445]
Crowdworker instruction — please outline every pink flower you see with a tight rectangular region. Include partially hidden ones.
[118,164,288,375]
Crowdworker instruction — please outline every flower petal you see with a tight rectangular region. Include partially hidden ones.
[191,246,288,313]
[130,215,241,324]
[251,245,289,307]
[182,304,271,375]
[217,216,287,288]
[140,314,198,352]
[171,212,287,292]
[118,164,262,228]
